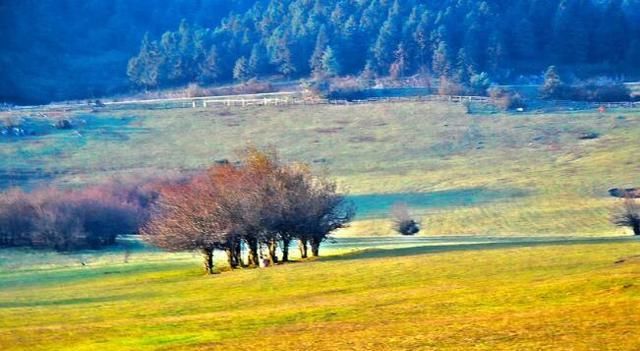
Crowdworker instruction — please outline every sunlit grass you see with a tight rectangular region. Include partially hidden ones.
[1,240,639,350]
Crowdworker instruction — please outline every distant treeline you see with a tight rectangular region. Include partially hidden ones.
[2,0,640,105]
[128,0,640,91]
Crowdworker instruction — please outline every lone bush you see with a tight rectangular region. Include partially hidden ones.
[488,87,524,111]
[391,202,420,236]
[611,197,640,236]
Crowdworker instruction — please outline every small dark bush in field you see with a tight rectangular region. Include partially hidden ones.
[609,188,640,199]
[391,202,421,236]
[578,132,600,140]
[54,119,73,129]
[611,197,640,236]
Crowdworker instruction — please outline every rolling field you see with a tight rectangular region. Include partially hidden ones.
[2,101,639,236]
[1,239,639,350]
[2,101,640,350]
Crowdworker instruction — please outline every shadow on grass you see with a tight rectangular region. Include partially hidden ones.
[320,237,636,262]
[0,292,148,308]
[349,187,529,219]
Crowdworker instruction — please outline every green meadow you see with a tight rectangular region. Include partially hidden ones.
[1,238,639,350]
[2,101,639,236]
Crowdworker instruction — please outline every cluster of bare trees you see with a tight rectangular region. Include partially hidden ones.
[142,148,354,274]
[0,182,156,251]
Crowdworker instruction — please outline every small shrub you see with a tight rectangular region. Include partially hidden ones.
[391,202,421,236]
[438,76,465,96]
[232,79,274,95]
[611,197,640,236]
[54,119,73,129]
[186,83,206,98]
[488,87,525,111]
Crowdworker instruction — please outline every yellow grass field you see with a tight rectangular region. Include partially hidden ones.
[1,239,639,350]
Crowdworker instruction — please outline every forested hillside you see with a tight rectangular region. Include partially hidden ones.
[127,0,640,90]
[0,0,255,104]
[2,0,640,104]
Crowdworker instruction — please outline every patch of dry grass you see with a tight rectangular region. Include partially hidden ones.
[2,102,639,235]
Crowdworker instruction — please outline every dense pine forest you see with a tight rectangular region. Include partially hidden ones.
[2,0,640,104]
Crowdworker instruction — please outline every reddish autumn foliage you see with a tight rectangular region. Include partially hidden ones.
[0,180,164,251]
[142,148,354,274]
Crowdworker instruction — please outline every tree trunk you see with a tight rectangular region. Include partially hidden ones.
[268,239,278,264]
[310,238,320,257]
[298,239,308,259]
[234,241,243,267]
[225,239,243,269]
[633,222,640,236]
[202,247,214,274]
[225,248,239,269]
[281,237,291,262]
[246,237,259,267]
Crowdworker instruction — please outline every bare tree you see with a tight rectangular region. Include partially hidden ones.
[391,202,421,236]
[299,177,355,257]
[612,197,640,236]
[141,177,229,274]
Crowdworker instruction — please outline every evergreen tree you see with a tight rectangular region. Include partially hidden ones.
[321,46,341,77]
[248,44,268,77]
[456,48,474,84]
[390,43,407,79]
[233,56,251,82]
[198,46,220,84]
[358,60,377,88]
[432,40,451,78]
[469,72,492,95]
[372,17,400,72]
[540,65,565,99]
[310,25,329,75]
[127,33,164,88]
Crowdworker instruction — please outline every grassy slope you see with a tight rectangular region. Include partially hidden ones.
[2,102,640,235]
[1,240,639,350]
